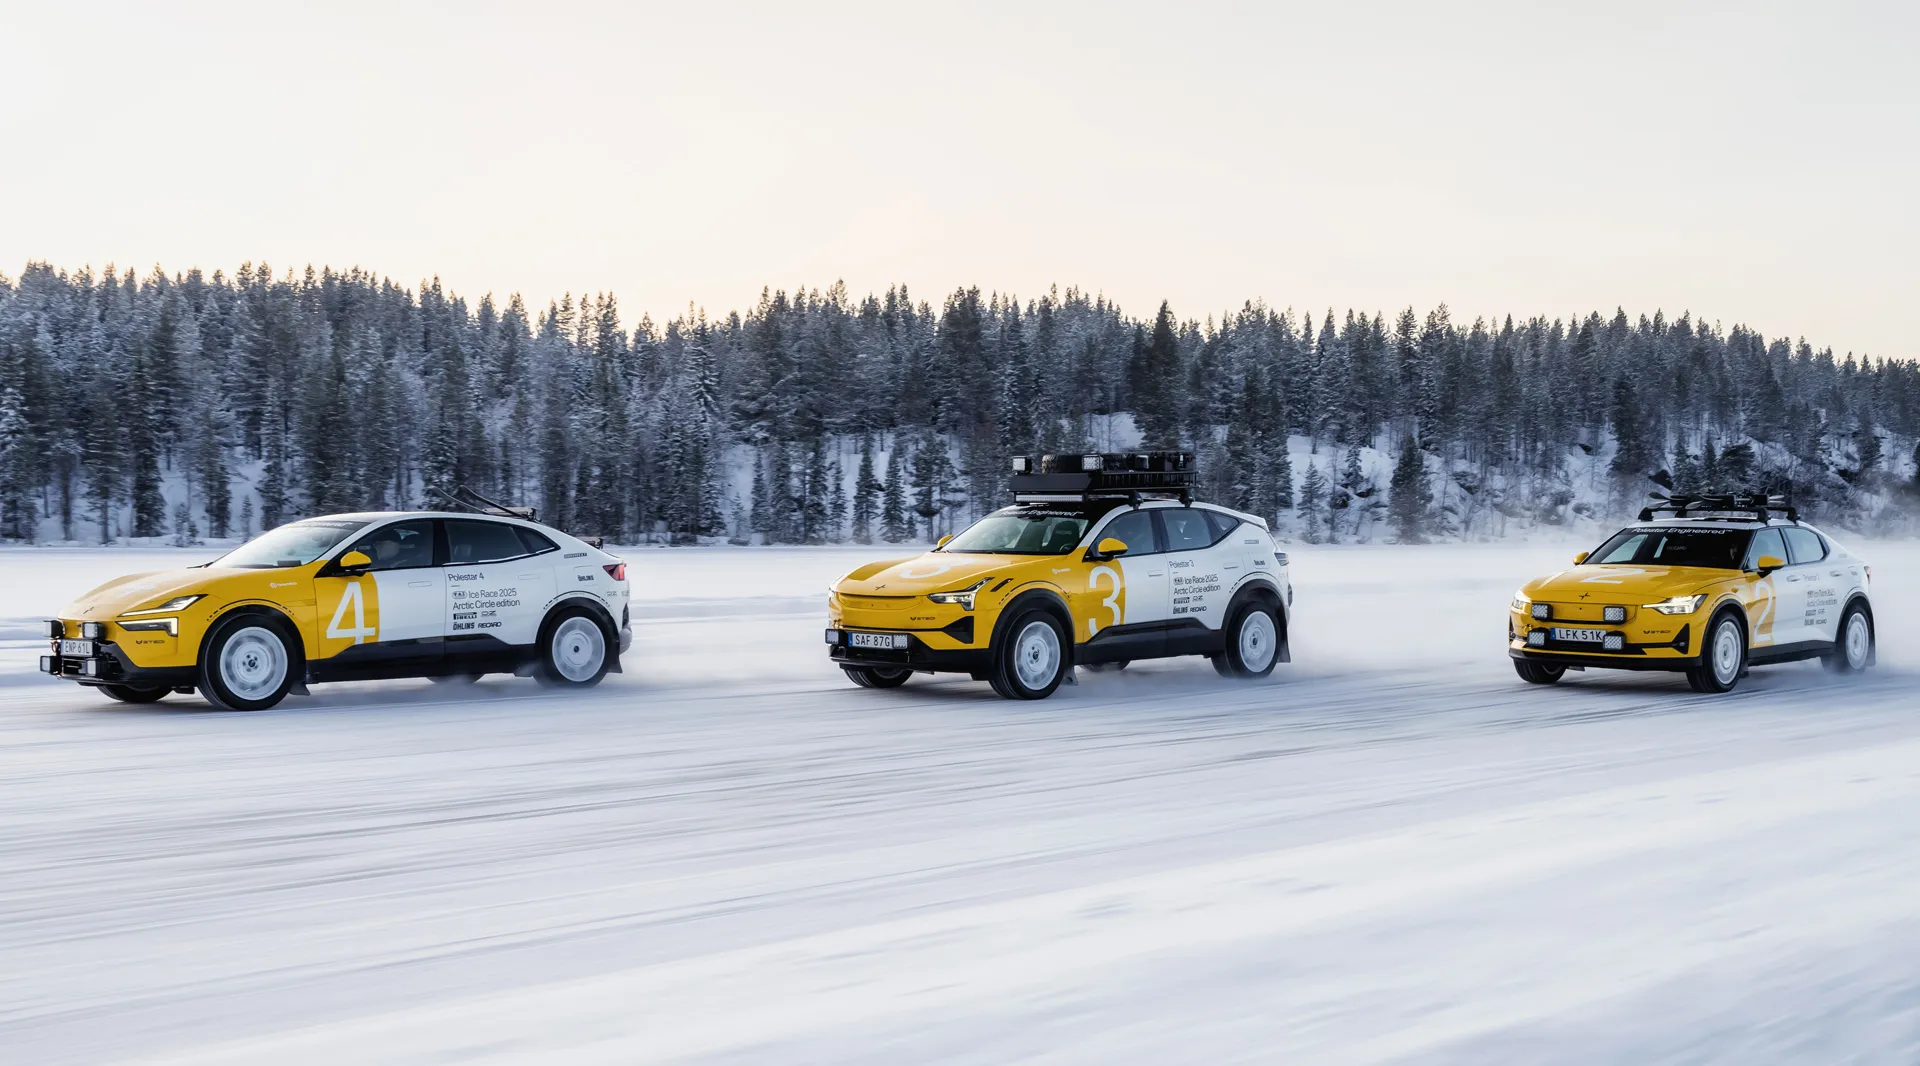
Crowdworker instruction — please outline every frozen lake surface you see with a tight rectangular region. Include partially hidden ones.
[3,541,1919,1064]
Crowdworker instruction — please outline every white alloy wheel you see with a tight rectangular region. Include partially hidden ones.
[1711,619,1743,686]
[1238,610,1277,673]
[550,616,607,683]
[1013,619,1062,691]
[1844,611,1871,670]
[220,626,289,702]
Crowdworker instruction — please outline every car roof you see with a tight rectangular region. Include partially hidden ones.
[1630,518,1818,532]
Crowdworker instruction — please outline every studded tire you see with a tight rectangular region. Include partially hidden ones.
[1513,660,1566,685]
[1218,601,1282,680]
[1685,609,1747,694]
[989,609,1068,701]
[537,606,612,688]
[1821,602,1873,675]
[843,666,912,689]
[199,612,298,711]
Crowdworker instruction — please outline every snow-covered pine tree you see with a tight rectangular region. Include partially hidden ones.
[880,438,910,543]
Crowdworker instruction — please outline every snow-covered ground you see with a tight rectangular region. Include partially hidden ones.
[3,542,1920,1064]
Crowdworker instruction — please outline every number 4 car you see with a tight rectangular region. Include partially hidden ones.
[1509,493,1873,693]
[42,505,632,710]
[826,452,1293,699]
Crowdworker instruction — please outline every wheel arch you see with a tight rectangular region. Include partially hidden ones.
[1225,579,1289,662]
[991,588,1075,663]
[1841,593,1876,665]
[199,602,307,679]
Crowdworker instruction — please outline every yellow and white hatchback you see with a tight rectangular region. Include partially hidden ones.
[1510,494,1873,693]
[43,510,632,710]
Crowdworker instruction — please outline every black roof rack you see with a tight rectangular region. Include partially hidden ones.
[429,484,538,520]
[1637,491,1798,524]
[1010,451,1195,504]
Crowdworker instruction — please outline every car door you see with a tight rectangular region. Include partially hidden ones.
[1782,526,1839,643]
[1158,507,1235,631]
[1741,527,1795,649]
[1081,507,1167,653]
[442,519,558,651]
[317,518,444,666]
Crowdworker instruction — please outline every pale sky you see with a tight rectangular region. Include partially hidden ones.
[3,1,1915,356]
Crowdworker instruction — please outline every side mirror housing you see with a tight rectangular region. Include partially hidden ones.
[337,550,372,574]
[1753,554,1786,575]
[1572,551,1590,565]
[935,534,954,550]
[1091,537,1129,560]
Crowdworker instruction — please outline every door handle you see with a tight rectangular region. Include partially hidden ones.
[1147,569,1165,577]
[1829,570,1843,577]
[408,580,433,588]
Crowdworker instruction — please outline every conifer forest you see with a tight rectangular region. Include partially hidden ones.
[2,261,1918,546]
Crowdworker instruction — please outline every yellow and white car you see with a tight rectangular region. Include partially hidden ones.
[827,452,1292,699]
[1509,494,1873,693]
[42,509,632,710]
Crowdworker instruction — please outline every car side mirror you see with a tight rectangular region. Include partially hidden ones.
[337,550,372,574]
[1091,537,1129,560]
[936,534,954,550]
[1752,554,1786,575]
[1572,551,1590,565]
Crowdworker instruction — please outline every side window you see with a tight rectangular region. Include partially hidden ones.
[1782,527,1827,565]
[516,527,558,556]
[345,519,436,571]
[446,519,532,565]
[1099,510,1159,556]
[1745,528,1787,569]
[1161,508,1215,552]
[1204,511,1242,543]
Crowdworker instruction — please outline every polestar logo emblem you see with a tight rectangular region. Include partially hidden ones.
[1579,592,1591,600]
[873,584,886,590]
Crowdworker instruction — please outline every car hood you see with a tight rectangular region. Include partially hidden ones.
[835,553,1032,596]
[1523,565,1725,602]
[62,566,253,619]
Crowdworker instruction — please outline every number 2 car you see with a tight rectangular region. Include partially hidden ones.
[826,452,1293,699]
[41,510,633,710]
[1509,493,1873,693]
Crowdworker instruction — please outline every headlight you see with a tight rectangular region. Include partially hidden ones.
[123,594,203,616]
[1643,594,1708,616]
[118,618,179,636]
[1511,592,1531,613]
[928,580,987,611]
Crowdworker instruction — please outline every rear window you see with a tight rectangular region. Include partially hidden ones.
[516,527,558,555]
[1588,526,1752,570]
[1204,511,1242,541]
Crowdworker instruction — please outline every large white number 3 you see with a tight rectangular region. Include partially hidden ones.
[326,581,377,645]
[1088,566,1123,637]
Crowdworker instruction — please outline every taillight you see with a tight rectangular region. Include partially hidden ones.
[603,562,626,581]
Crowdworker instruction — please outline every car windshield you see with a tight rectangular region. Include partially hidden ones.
[1585,526,1753,570]
[941,503,1119,555]
[211,519,371,569]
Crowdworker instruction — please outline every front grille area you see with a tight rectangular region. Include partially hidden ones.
[839,594,915,610]
[1535,602,1636,623]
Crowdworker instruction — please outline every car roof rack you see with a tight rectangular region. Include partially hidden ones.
[1010,451,1195,505]
[429,484,538,520]
[1637,491,1798,524]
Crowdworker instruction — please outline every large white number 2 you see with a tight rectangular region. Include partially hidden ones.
[1088,566,1123,637]
[326,581,377,644]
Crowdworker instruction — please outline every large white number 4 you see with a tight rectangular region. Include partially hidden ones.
[326,581,377,644]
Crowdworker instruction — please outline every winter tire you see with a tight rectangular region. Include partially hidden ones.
[1219,601,1281,679]
[1513,660,1565,685]
[538,607,611,688]
[1822,603,1873,675]
[100,684,169,704]
[989,610,1067,700]
[1686,611,1746,694]
[200,614,296,711]
[843,666,911,689]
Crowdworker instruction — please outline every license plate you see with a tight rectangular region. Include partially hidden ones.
[59,639,96,657]
[849,632,898,649]
[1551,627,1607,644]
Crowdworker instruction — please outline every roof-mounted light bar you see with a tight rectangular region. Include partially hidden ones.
[1637,491,1798,524]
[1010,451,1196,504]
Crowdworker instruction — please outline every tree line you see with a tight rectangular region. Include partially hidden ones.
[1,260,1916,547]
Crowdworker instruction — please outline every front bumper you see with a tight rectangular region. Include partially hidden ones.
[41,641,197,689]
[1508,616,1697,672]
[825,628,991,675]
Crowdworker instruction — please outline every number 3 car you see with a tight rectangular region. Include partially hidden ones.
[42,504,632,710]
[1509,493,1873,693]
[826,452,1293,699]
